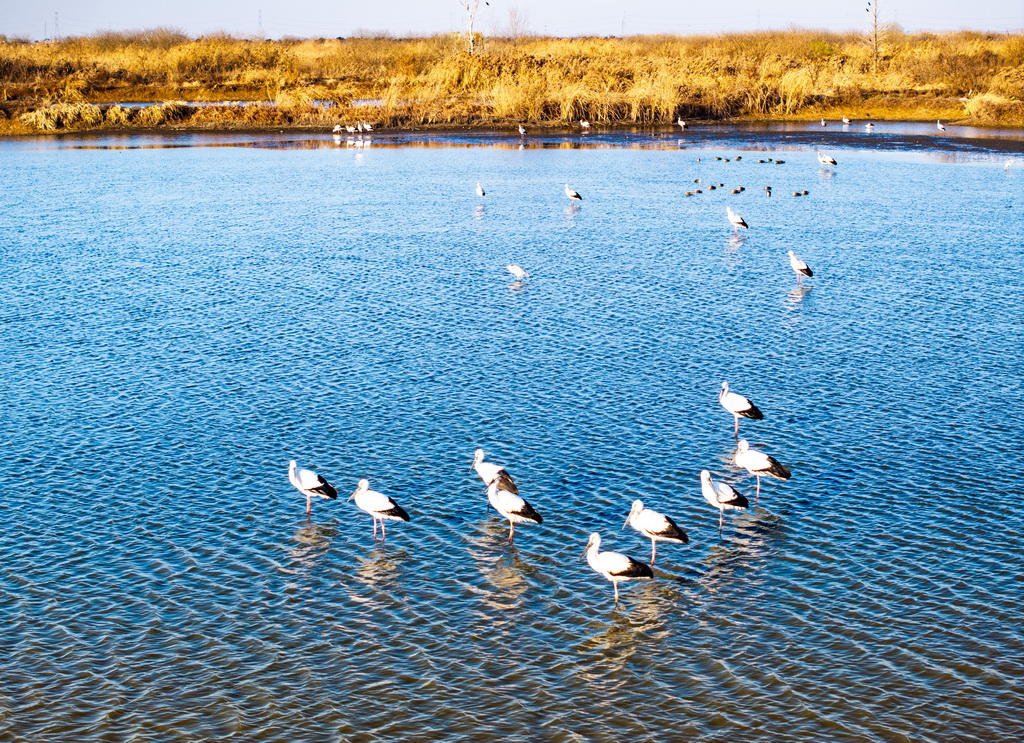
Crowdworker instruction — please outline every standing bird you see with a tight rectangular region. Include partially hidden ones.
[476,182,485,198]
[734,439,791,502]
[700,470,749,534]
[677,117,687,129]
[288,460,338,518]
[820,118,827,127]
[623,500,688,566]
[486,481,542,544]
[865,122,875,131]
[788,249,813,286]
[817,152,837,168]
[580,119,591,130]
[506,264,529,281]
[842,116,851,124]
[937,120,946,132]
[719,381,764,439]
[518,124,527,136]
[564,183,583,201]
[726,206,748,233]
[349,479,410,541]
[581,532,654,605]
[471,448,518,493]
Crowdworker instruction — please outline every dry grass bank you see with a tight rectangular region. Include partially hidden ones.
[2,28,1023,133]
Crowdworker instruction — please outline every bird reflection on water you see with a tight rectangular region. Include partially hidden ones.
[283,520,338,581]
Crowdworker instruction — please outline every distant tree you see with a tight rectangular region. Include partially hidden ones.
[457,0,481,54]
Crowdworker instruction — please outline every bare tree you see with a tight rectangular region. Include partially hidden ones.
[457,0,481,55]
[506,5,531,42]
[866,0,880,74]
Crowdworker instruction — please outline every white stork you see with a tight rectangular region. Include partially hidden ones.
[288,460,338,518]
[564,183,583,201]
[700,470,749,533]
[734,439,791,502]
[623,500,688,565]
[476,182,485,198]
[726,206,748,234]
[349,479,410,541]
[817,152,837,168]
[937,120,946,132]
[581,532,654,605]
[506,264,529,281]
[486,481,542,544]
[788,250,813,286]
[471,449,518,493]
[719,381,764,439]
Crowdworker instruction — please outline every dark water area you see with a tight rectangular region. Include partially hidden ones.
[1,126,1022,741]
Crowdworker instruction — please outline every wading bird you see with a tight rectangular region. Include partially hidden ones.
[487,481,542,544]
[937,120,946,132]
[581,532,653,605]
[288,460,338,518]
[700,470,749,534]
[677,117,687,129]
[518,124,527,136]
[350,479,410,541]
[719,381,764,438]
[734,439,791,502]
[817,152,837,168]
[788,250,813,286]
[564,183,583,201]
[623,500,688,565]
[506,264,529,281]
[476,182,485,198]
[726,206,748,233]
[842,116,851,124]
[580,119,590,130]
[472,449,518,493]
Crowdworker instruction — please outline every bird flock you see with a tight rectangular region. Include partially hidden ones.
[289,377,796,606]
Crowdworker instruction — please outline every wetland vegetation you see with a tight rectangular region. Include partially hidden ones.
[2,27,1023,133]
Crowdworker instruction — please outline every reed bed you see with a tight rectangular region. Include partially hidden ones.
[2,28,1022,133]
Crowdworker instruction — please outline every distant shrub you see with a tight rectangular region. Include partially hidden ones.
[19,102,102,129]
[135,101,194,126]
[105,105,133,125]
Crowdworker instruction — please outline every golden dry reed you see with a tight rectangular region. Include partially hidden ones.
[2,28,1023,133]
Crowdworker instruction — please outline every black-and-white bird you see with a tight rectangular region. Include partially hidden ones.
[564,183,583,201]
[518,124,527,136]
[842,116,851,124]
[719,381,764,439]
[726,206,748,233]
[937,120,946,132]
[817,152,837,167]
[820,118,827,127]
[471,448,518,493]
[788,250,813,286]
[288,460,338,518]
[349,479,410,541]
[476,182,485,198]
[580,119,590,129]
[677,117,687,129]
[734,439,791,502]
[700,470,749,533]
[486,481,542,544]
[865,122,875,131]
[623,500,688,565]
[506,264,529,281]
[581,532,654,605]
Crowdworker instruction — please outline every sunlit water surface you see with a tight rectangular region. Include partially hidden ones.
[1,128,1022,742]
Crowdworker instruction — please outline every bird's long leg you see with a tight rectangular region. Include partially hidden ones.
[651,540,657,566]
[372,518,378,541]
[719,509,724,535]
[508,521,515,545]
[755,476,761,503]
[797,274,803,287]
[381,520,387,543]
[306,494,312,519]
[734,415,740,439]
[613,582,620,605]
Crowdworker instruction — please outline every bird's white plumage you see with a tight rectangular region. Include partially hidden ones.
[518,124,526,135]
[719,381,759,417]
[817,152,837,166]
[350,478,410,540]
[580,119,590,129]
[842,116,851,124]
[288,460,338,517]
[472,448,518,493]
[582,532,653,604]
[624,500,687,565]
[564,183,582,201]
[486,481,542,543]
[476,182,485,198]
[726,206,748,230]
[735,439,791,501]
[937,120,946,132]
[788,250,813,284]
[506,264,529,281]
[700,470,749,532]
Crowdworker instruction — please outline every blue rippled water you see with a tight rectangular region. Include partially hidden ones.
[1,128,1022,742]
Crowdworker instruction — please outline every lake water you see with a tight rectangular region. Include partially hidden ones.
[2,125,1023,742]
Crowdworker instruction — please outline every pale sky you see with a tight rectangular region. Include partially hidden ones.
[3,0,1022,41]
